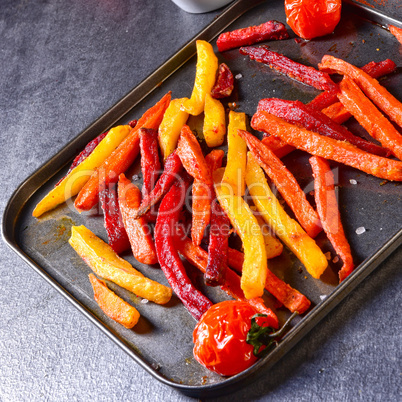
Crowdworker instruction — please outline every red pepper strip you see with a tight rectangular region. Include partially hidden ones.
[389,24,402,45]
[56,131,108,186]
[240,46,337,92]
[74,92,171,212]
[155,180,213,321]
[139,128,161,198]
[211,63,234,99]
[133,151,183,219]
[307,90,339,111]
[205,201,231,286]
[117,174,158,265]
[337,76,402,160]
[191,149,224,246]
[361,59,396,79]
[177,125,212,185]
[239,129,322,239]
[99,184,131,255]
[174,232,278,328]
[261,136,295,158]
[309,156,354,282]
[319,55,402,130]
[217,20,289,52]
[251,110,402,181]
[307,59,396,112]
[258,98,391,157]
[226,248,311,314]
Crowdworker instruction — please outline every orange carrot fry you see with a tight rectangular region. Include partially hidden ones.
[309,156,354,282]
[176,125,216,245]
[175,233,278,328]
[319,55,402,130]
[258,97,390,157]
[226,248,311,314]
[251,110,402,181]
[205,149,224,176]
[317,59,397,124]
[321,101,352,125]
[263,61,398,154]
[177,125,212,185]
[74,92,171,212]
[308,59,396,112]
[261,136,295,158]
[338,76,402,160]
[117,174,158,265]
[191,150,224,246]
[239,130,322,238]
[389,24,402,45]
[89,274,140,329]
[191,180,212,246]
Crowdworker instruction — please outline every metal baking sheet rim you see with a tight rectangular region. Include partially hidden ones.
[2,0,402,397]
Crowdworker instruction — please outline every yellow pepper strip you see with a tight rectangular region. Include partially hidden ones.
[214,168,267,299]
[203,93,226,147]
[181,40,218,116]
[88,274,140,329]
[32,125,131,218]
[251,206,283,259]
[158,98,189,160]
[69,225,172,305]
[245,153,328,279]
[222,111,247,196]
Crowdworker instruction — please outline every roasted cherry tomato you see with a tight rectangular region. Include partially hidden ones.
[285,0,342,40]
[193,300,272,376]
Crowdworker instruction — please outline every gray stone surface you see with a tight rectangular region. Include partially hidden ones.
[0,0,401,401]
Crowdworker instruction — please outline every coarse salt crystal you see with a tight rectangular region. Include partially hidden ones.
[356,226,366,235]
[235,73,242,79]
[141,299,149,304]
[320,295,327,301]
[350,179,357,185]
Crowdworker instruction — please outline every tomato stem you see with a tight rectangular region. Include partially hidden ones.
[247,311,298,358]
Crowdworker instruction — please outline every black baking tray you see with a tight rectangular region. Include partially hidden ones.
[2,0,402,398]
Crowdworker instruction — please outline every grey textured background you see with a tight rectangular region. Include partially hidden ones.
[1,0,401,401]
